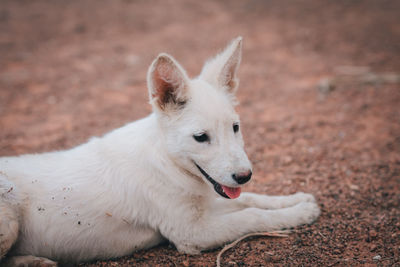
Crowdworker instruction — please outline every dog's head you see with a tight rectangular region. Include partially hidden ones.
[147,37,252,199]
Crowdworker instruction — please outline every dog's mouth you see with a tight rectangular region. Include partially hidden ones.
[194,163,241,199]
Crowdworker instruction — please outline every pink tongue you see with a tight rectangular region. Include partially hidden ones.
[222,185,241,199]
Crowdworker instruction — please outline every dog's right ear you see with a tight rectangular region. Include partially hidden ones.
[147,53,190,113]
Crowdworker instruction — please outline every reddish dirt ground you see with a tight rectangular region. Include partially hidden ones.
[1,0,399,266]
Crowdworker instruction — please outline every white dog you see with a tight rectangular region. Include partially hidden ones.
[0,37,320,266]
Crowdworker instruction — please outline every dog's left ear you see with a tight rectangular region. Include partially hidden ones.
[147,53,190,112]
[200,37,242,95]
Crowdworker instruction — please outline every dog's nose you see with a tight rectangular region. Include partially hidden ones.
[232,170,252,184]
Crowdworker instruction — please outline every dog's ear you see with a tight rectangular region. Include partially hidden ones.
[200,36,242,95]
[147,53,190,112]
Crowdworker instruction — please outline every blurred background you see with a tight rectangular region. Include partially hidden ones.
[0,0,399,266]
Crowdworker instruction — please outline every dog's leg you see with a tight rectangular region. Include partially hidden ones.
[0,176,20,261]
[0,201,19,260]
[213,192,317,213]
[170,201,320,254]
[237,192,316,209]
[0,179,58,267]
[3,255,57,267]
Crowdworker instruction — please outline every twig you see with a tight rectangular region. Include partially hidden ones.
[317,231,326,239]
[216,231,290,267]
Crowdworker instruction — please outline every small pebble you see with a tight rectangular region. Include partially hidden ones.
[373,255,381,260]
[317,78,335,94]
[369,230,377,238]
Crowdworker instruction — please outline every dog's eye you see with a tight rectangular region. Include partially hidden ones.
[193,133,209,143]
[233,123,239,133]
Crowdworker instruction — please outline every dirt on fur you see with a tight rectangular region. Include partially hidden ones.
[0,0,399,266]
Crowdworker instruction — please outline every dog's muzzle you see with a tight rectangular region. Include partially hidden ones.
[194,163,242,199]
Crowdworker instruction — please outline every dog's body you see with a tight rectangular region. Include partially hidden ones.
[0,38,320,266]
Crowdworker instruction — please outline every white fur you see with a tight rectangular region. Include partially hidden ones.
[0,37,320,265]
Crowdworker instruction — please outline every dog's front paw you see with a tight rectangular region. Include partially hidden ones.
[292,201,321,225]
[292,192,317,203]
[176,243,202,255]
